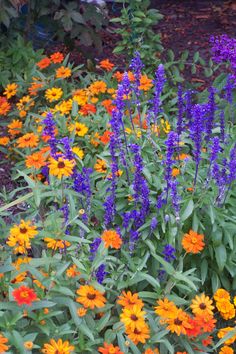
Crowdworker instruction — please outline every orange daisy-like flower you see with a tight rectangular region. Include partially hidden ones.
[126,323,150,345]
[77,307,87,317]
[56,66,72,79]
[139,75,153,91]
[24,341,33,350]
[50,52,64,63]
[195,313,216,332]
[185,317,202,338]
[166,309,191,336]
[28,81,43,96]
[0,333,9,353]
[79,103,96,116]
[66,264,80,278]
[218,327,236,345]
[219,346,234,354]
[25,152,47,169]
[99,131,112,145]
[41,338,74,354]
[89,81,107,95]
[216,300,235,320]
[154,298,178,319]
[37,57,51,69]
[76,285,106,309]
[99,59,115,71]
[0,136,10,146]
[0,96,11,116]
[190,293,214,316]
[8,119,23,136]
[98,342,124,354]
[12,285,37,306]
[172,168,180,177]
[3,83,18,99]
[94,159,107,173]
[48,157,75,179]
[101,230,122,249]
[44,238,71,250]
[17,133,39,148]
[143,349,159,354]
[117,291,144,309]
[181,230,205,254]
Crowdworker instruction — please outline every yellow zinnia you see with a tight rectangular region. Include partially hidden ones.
[45,87,63,102]
[48,157,75,179]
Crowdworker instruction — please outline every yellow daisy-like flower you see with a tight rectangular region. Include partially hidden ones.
[41,338,74,354]
[120,305,146,331]
[154,298,178,319]
[44,238,71,250]
[190,293,214,316]
[76,285,106,309]
[126,323,150,345]
[45,87,63,102]
[56,66,72,79]
[3,83,18,99]
[94,159,107,173]
[6,220,38,254]
[55,99,72,115]
[48,157,75,179]
[72,147,84,159]
[68,122,88,137]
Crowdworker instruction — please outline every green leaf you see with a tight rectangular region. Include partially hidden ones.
[215,244,227,271]
[181,199,194,221]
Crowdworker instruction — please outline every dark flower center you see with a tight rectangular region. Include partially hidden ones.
[174,318,182,325]
[57,161,65,169]
[130,314,138,321]
[134,328,141,334]
[199,303,207,310]
[20,227,27,234]
[87,293,96,300]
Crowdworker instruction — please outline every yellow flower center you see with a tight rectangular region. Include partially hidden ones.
[191,237,197,244]
[20,291,29,298]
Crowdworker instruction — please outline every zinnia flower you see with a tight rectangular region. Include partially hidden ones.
[37,57,51,69]
[45,87,63,102]
[41,338,74,354]
[139,75,153,91]
[25,152,47,169]
[72,147,84,159]
[98,342,124,354]
[99,59,115,71]
[0,333,9,353]
[190,293,214,316]
[143,349,159,354]
[181,230,205,254]
[50,52,64,63]
[17,133,39,148]
[12,285,37,306]
[89,81,107,95]
[3,83,18,99]
[101,230,122,249]
[117,291,144,309]
[120,305,146,331]
[77,307,87,317]
[154,298,178,318]
[219,346,234,354]
[166,309,191,336]
[0,96,11,115]
[0,136,10,145]
[94,159,107,173]
[48,157,75,179]
[56,66,72,79]
[126,323,150,345]
[8,119,23,136]
[218,327,236,345]
[69,122,88,136]
[24,341,33,350]
[76,285,106,309]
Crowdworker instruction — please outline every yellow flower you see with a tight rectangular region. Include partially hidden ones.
[72,147,84,159]
[48,157,75,179]
[89,81,107,95]
[190,293,214,316]
[3,83,18,99]
[24,341,33,350]
[55,99,72,115]
[94,159,107,173]
[120,305,146,331]
[44,238,71,250]
[6,220,38,254]
[45,87,63,102]
[69,122,88,137]
[76,285,106,309]
[41,338,74,354]
[218,327,236,345]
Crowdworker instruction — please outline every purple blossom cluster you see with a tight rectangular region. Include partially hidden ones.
[210,34,236,77]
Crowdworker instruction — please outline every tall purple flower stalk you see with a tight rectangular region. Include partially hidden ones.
[205,87,216,143]
[129,51,144,127]
[164,131,178,200]
[42,112,57,157]
[220,111,225,144]
[148,64,166,128]
[185,90,193,127]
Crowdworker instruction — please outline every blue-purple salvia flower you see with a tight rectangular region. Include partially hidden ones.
[220,111,225,143]
[164,131,178,200]
[163,244,176,262]
[150,217,158,232]
[90,237,102,260]
[95,264,107,284]
[148,64,166,128]
[205,87,216,143]
[42,112,57,157]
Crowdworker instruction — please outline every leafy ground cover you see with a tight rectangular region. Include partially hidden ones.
[1,29,236,354]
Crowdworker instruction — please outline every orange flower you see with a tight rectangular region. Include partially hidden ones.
[182,230,205,254]
[101,99,115,114]
[66,264,80,278]
[0,333,9,353]
[0,136,10,146]
[24,341,33,350]
[50,52,64,63]
[37,57,51,69]
[89,81,107,95]
[48,157,75,179]
[98,342,124,354]
[154,298,178,318]
[143,349,159,354]
[3,83,18,99]
[219,346,234,354]
[139,75,153,91]
[28,81,43,96]
[101,230,122,249]
[25,152,47,169]
[0,96,11,115]
[176,153,190,161]
[172,168,180,177]
[214,288,230,302]
[94,159,107,173]
[117,291,144,309]
[166,309,191,336]
[126,323,150,345]
[99,59,115,71]
[12,285,37,306]
[99,131,112,144]
[17,133,39,148]
[218,327,236,345]
[8,119,22,136]
[56,66,72,79]
[41,339,74,354]
[79,103,96,116]
[76,285,106,309]
[195,313,216,332]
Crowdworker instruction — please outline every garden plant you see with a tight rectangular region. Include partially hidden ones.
[0,6,236,353]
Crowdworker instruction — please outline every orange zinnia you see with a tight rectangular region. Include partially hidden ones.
[17,133,39,148]
[166,309,191,336]
[12,285,37,306]
[50,52,64,63]
[8,119,22,136]
[76,285,106,309]
[0,96,11,115]
[56,66,72,79]
[0,136,10,145]
[0,333,9,353]
[182,230,205,254]
[37,57,51,69]
[126,323,150,345]
[154,298,178,318]
[3,83,18,99]
[117,291,144,309]
[25,152,47,169]
[99,131,112,145]
[79,103,96,116]
[139,75,153,91]
[98,342,124,354]
[94,159,107,173]
[219,346,234,354]
[101,230,122,249]
[99,59,114,71]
